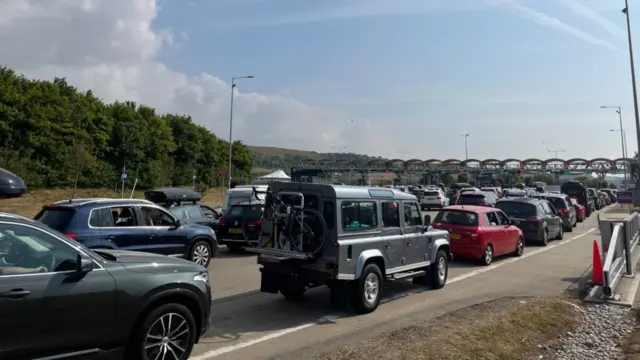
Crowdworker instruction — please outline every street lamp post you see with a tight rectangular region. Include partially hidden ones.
[601,106,628,182]
[460,134,469,160]
[548,149,566,159]
[623,1,640,164]
[227,75,254,189]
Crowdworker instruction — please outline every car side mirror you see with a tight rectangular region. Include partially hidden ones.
[76,254,94,273]
[424,214,431,225]
[174,219,181,228]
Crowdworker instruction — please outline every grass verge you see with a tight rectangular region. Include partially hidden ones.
[315,297,581,360]
[0,187,224,218]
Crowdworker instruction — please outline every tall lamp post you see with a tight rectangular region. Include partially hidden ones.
[602,105,629,183]
[227,75,254,189]
[623,1,640,166]
[460,133,469,160]
[548,149,566,159]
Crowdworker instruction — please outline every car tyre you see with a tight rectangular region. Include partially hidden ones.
[513,236,524,257]
[541,229,549,246]
[351,263,383,314]
[566,222,574,233]
[478,244,493,266]
[126,303,197,360]
[554,225,564,240]
[430,249,448,289]
[189,240,213,267]
[226,244,243,253]
[279,281,307,302]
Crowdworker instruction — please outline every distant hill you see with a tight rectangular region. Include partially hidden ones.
[248,146,386,175]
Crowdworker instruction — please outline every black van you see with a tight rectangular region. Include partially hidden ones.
[560,181,593,217]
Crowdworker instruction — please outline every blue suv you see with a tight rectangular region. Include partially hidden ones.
[33,198,218,267]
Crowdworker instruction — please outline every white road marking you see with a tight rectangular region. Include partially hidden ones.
[191,227,598,359]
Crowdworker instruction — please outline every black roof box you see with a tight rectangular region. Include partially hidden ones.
[0,168,27,199]
[144,187,201,205]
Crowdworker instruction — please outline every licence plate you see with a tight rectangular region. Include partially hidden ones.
[228,228,242,234]
[450,234,461,239]
[427,197,436,200]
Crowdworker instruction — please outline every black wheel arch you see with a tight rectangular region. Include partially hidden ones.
[127,288,206,345]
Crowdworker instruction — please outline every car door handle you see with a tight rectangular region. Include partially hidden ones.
[384,243,391,249]
[0,289,30,299]
[105,235,115,241]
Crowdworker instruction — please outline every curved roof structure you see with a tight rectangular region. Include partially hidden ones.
[302,157,633,170]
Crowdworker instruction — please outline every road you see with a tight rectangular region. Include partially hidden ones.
[193,209,601,360]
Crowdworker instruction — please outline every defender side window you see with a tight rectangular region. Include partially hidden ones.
[341,201,378,230]
[403,202,422,226]
[382,201,400,228]
[323,201,335,228]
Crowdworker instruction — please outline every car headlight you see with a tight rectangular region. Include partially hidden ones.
[194,271,209,286]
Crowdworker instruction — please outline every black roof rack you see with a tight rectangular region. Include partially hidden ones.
[144,187,201,205]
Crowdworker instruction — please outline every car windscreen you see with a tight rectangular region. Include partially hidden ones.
[412,190,425,196]
[495,202,537,218]
[224,204,263,220]
[434,210,478,226]
[458,194,486,203]
[545,197,567,209]
[424,191,440,196]
[33,207,76,232]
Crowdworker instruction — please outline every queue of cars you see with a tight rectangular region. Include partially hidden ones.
[0,180,616,359]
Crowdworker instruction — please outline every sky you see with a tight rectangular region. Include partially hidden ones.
[0,0,639,161]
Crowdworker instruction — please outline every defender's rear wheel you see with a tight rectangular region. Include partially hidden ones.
[351,263,383,314]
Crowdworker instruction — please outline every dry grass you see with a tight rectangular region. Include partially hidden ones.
[249,145,319,158]
[316,297,581,360]
[0,187,224,218]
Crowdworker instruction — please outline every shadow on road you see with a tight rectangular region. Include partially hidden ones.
[201,279,442,345]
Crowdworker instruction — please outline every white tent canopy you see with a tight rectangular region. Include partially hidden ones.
[256,169,291,181]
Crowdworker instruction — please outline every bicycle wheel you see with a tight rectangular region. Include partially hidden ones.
[287,208,327,255]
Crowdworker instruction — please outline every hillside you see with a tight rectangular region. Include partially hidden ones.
[249,146,386,175]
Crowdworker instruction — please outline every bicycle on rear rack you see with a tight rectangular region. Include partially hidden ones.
[241,186,327,256]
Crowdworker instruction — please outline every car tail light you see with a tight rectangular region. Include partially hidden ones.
[437,196,442,199]
[419,196,424,200]
[247,219,262,227]
[558,208,569,214]
[470,228,482,238]
[526,216,543,223]
[219,218,226,226]
[65,233,77,240]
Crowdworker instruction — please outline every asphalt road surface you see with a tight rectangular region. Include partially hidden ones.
[192,209,601,360]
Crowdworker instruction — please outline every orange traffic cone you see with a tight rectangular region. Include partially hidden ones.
[592,240,604,285]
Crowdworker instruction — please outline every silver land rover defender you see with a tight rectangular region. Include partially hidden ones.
[244,182,451,314]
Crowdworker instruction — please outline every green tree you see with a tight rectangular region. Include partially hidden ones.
[0,66,252,189]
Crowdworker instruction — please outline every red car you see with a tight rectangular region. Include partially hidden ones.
[569,197,585,223]
[431,205,524,266]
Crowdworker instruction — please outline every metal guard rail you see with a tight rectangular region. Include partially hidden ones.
[602,213,640,297]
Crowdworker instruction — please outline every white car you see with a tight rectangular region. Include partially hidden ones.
[419,188,449,210]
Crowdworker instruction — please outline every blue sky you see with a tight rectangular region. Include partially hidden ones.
[5,0,638,160]
[149,0,639,160]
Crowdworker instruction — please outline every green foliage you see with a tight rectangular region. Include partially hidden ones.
[0,67,252,189]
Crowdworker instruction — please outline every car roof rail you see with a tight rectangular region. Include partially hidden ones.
[82,198,155,206]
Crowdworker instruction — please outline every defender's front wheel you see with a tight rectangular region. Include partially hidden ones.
[430,250,448,289]
[351,263,383,314]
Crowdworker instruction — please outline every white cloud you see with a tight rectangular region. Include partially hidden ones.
[559,0,625,37]
[498,0,620,51]
[0,0,390,155]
